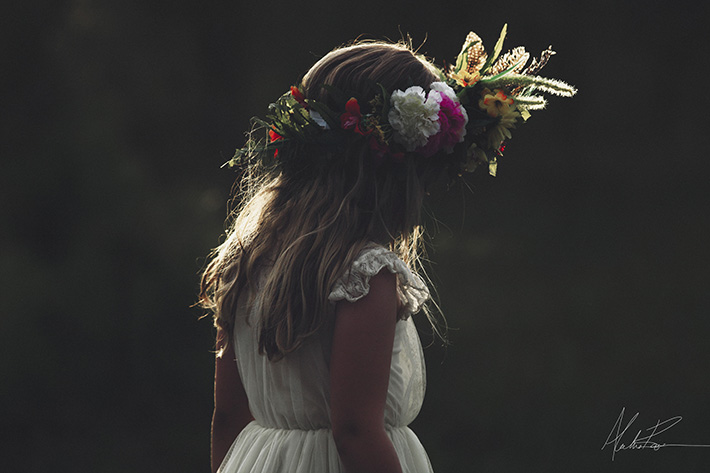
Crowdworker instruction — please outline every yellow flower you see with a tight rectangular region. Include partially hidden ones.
[362,115,387,144]
[479,88,515,118]
[449,70,481,87]
[488,109,520,149]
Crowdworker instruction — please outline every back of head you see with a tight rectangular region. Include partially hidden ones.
[287,42,442,245]
[202,41,441,360]
[302,42,441,109]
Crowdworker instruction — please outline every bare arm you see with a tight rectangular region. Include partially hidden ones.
[330,269,403,473]
[211,329,253,473]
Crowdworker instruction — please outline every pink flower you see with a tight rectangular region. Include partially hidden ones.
[418,83,468,156]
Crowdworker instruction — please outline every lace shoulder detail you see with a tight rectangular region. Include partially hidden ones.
[328,245,430,316]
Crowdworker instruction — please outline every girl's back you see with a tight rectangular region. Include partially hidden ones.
[219,245,431,472]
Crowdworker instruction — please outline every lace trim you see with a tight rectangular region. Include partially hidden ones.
[328,245,430,316]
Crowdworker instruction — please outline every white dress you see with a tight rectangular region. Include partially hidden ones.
[218,245,434,473]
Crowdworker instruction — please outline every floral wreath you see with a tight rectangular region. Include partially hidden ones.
[229,25,577,178]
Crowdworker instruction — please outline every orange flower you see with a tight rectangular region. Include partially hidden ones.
[290,86,308,109]
[269,129,282,142]
[268,129,282,158]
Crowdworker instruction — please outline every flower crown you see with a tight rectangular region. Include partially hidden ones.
[229,25,577,177]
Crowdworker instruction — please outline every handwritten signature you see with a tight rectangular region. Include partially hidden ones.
[602,407,710,460]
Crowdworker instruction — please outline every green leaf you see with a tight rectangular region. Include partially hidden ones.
[467,117,498,128]
[454,41,476,74]
[480,23,507,75]
[308,101,341,130]
[288,107,311,128]
[251,117,270,128]
[488,159,498,177]
[456,87,469,104]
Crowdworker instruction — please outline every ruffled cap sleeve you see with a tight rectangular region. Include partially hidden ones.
[328,245,429,316]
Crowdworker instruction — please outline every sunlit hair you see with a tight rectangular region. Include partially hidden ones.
[200,41,443,360]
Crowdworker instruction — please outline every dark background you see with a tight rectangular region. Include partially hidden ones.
[3,0,710,471]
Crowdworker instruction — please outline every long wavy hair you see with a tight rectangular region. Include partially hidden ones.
[200,42,442,360]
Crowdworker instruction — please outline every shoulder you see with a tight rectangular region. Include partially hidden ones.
[328,243,430,317]
[333,269,397,317]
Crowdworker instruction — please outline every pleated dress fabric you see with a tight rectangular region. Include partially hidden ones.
[217,245,434,473]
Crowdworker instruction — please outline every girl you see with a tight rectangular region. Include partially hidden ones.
[201,31,574,473]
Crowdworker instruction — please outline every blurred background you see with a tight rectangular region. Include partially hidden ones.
[3,0,709,471]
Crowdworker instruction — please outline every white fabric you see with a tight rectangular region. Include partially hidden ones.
[218,244,434,473]
[328,245,430,317]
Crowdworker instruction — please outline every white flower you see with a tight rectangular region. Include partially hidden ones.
[309,109,329,129]
[429,81,457,101]
[388,85,441,152]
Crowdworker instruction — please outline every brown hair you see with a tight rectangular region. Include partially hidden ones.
[200,42,441,360]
